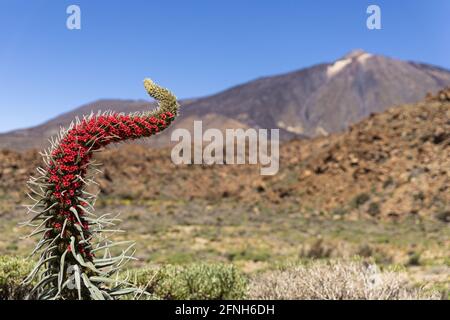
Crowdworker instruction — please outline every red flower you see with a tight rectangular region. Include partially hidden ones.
[43,106,178,264]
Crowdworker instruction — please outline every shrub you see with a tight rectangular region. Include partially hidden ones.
[407,251,421,266]
[367,202,381,216]
[300,239,333,259]
[357,244,373,257]
[435,210,450,223]
[247,260,439,300]
[0,256,35,300]
[331,207,347,216]
[352,193,370,208]
[131,263,247,300]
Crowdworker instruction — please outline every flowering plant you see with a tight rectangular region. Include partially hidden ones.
[22,79,180,299]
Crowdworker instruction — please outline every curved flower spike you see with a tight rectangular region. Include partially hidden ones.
[23,79,180,300]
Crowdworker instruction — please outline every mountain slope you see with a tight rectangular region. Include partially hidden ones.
[1,89,449,220]
[1,49,450,150]
[183,50,450,136]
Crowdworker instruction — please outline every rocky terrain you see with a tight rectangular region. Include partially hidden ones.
[1,89,448,222]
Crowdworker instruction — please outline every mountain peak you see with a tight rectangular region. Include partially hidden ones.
[327,50,374,78]
[343,49,369,59]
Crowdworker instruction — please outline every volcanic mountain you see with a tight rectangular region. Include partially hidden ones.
[1,49,450,150]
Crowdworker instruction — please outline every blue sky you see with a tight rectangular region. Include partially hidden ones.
[0,0,449,133]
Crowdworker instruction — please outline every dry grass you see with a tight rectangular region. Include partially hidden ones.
[247,260,440,300]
